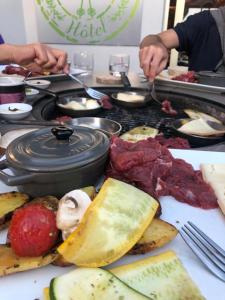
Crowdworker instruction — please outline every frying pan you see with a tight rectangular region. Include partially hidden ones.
[165,118,225,147]
[111,72,152,108]
[25,84,103,117]
[56,96,102,117]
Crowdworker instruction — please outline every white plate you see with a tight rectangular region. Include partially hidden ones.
[157,70,225,93]
[0,149,225,300]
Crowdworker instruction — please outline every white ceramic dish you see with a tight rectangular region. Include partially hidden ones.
[0,76,24,86]
[0,149,224,300]
[0,103,32,120]
[25,79,51,89]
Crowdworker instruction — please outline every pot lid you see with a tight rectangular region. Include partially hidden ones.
[6,126,109,172]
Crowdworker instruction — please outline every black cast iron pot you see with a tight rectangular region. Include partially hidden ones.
[0,125,109,197]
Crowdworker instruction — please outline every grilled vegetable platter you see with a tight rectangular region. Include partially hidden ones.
[0,149,224,300]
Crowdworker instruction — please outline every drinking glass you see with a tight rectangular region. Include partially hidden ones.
[73,51,94,76]
[109,54,130,77]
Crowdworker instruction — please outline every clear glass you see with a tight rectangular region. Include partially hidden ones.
[109,54,130,77]
[73,51,94,76]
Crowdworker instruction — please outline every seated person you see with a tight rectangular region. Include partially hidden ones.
[139,5,225,80]
[0,42,69,74]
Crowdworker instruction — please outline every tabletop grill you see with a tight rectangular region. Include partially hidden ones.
[31,86,225,149]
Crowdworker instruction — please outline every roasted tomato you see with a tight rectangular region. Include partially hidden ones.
[8,203,59,257]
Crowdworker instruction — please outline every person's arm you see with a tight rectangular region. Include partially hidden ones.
[139,29,179,80]
[0,43,69,73]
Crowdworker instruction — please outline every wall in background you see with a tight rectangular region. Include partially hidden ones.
[0,0,26,44]
[10,0,165,73]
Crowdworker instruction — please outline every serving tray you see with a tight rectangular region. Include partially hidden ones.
[0,149,225,300]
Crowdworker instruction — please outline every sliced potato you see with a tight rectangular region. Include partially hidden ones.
[58,178,158,267]
[129,218,178,254]
[30,195,59,211]
[52,255,72,267]
[120,126,158,142]
[0,192,30,230]
[0,244,58,276]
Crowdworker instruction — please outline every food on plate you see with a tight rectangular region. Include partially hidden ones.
[111,251,204,300]
[167,66,188,77]
[56,190,92,240]
[2,65,50,77]
[106,136,218,209]
[8,203,59,256]
[116,92,145,102]
[172,71,198,83]
[120,126,159,142]
[59,99,100,111]
[0,244,58,277]
[53,218,178,266]
[201,163,225,215]
[128,218,178,254]
[0,192,30,230]
[57,178,158,267]
[184,109,222,124]
[161,99,178,115]
[178,118,225,136]
[44,251,204,300]
[48,268,150,300]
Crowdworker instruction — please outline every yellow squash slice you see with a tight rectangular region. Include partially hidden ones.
[111,251,204,300]
[58,178,158,267]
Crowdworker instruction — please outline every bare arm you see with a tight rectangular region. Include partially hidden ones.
[139,29,179,80]
[0,43,69,74]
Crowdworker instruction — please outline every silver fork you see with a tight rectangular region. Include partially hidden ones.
[149,81,162,106]
[180,221,225,282]
[68,73,107,100]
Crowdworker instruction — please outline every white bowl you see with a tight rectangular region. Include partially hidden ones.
[25,79,51,89]
[0,103,32,120]
[0,76,24,86]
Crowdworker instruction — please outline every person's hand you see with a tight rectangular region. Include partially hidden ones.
[10,43,69,74]
[139,42,169,81]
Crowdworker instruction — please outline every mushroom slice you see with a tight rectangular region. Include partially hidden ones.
[56,190,91,240]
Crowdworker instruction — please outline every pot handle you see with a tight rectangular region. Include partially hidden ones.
[0,159,36,186]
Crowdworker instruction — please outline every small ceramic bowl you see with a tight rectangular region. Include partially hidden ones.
[25,79,51,89]
[0,103,32,120]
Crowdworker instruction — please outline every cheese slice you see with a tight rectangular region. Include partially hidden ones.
[178,118,224,136]
[210,182,225,215]
[184,109,221,124]
[201,163,225,215]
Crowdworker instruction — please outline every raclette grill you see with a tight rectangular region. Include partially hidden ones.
[31,86,225,149]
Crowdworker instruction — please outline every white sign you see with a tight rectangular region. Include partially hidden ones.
[35,0,143,45]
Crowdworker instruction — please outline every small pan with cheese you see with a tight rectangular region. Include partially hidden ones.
[168,118,225,147]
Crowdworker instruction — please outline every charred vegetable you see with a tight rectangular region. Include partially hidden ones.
[0,244,58,276]
[129,218,178,254]
[0,192,30,230]
[58,178,158,267]
[8,203,59,257]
